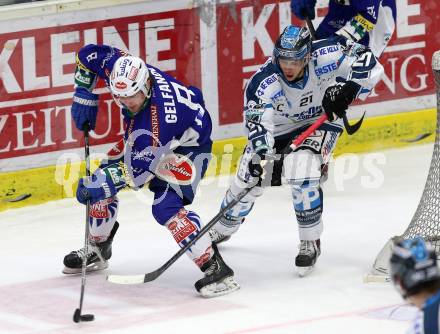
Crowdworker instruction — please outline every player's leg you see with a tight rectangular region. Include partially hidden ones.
[63,139,124,274]
[285,150,322,276]
[63,196,119,274]
[152,189,239,297]
[284,127,340,276]
[150,144,239,297]
[210,144,264,244]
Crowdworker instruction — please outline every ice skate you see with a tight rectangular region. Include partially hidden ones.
[195,244,240,297]
[62,221,119,274]
[209,229,231,245]
[295,239,321,277]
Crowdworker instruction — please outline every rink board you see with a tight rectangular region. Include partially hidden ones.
[0,0,438,210]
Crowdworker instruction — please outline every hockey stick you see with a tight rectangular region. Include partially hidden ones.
[289,114,328,150]
[73,124,95,323]
[107,113,330,285]
[107,186,254,284]
[304,16,365,135]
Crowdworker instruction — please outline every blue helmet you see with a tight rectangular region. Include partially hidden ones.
[273,25,311,63]
[390,237,440,298]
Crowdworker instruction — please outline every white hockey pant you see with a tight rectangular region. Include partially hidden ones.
[284,149,325,240]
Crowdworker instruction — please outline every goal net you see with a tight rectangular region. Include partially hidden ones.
[366,50,440,283]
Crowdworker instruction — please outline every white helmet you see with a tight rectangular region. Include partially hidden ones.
[110,56,151,100]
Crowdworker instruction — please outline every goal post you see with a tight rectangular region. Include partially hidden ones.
[365,50,440,283]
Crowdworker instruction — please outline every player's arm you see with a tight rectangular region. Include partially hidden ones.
[322,38,384,121]
[243,74,279,178]
[72,44,125,130]
[290,0,316,20]
[335,1,381,43]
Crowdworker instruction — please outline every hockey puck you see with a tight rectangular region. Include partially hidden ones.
[73,309,95,322]
[81,314,95,322]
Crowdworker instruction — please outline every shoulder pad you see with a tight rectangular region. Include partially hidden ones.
[311,38,342,77]
[246,62,281,101]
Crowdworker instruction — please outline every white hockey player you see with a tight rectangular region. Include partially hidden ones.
[210,25,384,276]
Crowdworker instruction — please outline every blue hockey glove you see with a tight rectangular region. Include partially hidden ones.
[291,0,316,20]
[76,163,127,205]
[72,87,99,131]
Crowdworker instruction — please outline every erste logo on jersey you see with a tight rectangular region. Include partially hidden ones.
[257,74,278,96]
[312,45,340,77]
[155,153,195,185]
[314,62,338,76]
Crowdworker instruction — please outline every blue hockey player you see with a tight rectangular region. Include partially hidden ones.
[291,0,396,57]
[390,237,440,334]
[62,44,239,297]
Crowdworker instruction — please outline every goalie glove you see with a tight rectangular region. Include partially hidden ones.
[322,81,361,122]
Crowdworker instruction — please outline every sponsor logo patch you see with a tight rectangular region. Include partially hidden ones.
[115,81,127,89]
[156,154,195,185]
[167,209,197,243]
[150,105,160,148]
[195,246,213,267]
[90,202,109,219]
[107,139,125,160]
[128,67,139,80]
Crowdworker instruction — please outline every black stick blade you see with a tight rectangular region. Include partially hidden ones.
[73,309,81,323]
[343,112,365,135]
[73,309,95,322]
[143,269,163,282]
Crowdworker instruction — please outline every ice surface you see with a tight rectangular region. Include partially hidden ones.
[0,143,433,334]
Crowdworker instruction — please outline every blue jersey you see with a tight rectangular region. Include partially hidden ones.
[407,290,440,334]
[316,0,396,57]
[75,44,212,174]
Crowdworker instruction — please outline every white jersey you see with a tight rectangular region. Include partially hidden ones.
[243,35,384,155]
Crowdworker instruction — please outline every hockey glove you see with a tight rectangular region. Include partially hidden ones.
[322,81,361,122]
[72,87,99,131]
[291,0,316,20]
[248,152,277,179]
[76,163,127,205]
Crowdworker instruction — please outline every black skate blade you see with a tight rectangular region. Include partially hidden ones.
[73,309,95,323]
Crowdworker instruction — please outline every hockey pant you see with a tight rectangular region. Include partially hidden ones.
[87,141,214,268]
[213,125,341,241]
